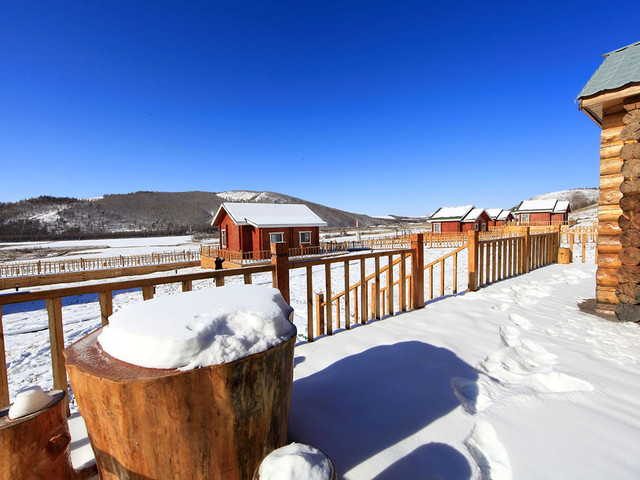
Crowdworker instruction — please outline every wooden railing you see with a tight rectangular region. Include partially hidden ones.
[0,250,200,278]
[0,264,273,412]
[201,243,349,267]
[560,226,598,264]
[0,229,568,412]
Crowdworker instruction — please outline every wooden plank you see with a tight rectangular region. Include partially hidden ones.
[491,241,497,283]
[453,252,458,295]
[410,234,425,308]
[360,259,368,324]
[270,242,290,304]
[181,280,193,292]
[344,261,351,329]
[325,264,333,334]
[387,255,394,316]
[46,298,69,416]
[374,257,381,319]
[306,266,314,342]
[468,231,479,291]
[243,273,252,284]
[315,293,324,336]
[98,291,113,327]
[399,252,407,311]
[0,306,9,408]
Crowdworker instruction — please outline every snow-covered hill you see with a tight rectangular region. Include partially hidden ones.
[528,188,599,211]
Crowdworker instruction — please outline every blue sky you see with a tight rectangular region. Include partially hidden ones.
[1,1,639,216]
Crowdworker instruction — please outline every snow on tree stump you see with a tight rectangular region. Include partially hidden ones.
[65,325,296,480]
[253,443,337,480]
[0,390,77,480]
[558,247,572,264]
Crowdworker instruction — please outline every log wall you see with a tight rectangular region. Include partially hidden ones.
[596,104,625,311]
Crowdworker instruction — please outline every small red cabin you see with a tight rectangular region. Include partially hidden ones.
[212,202,327,258]
[512,199,571,225]
[429,205,491,233]
[486,208,515,227]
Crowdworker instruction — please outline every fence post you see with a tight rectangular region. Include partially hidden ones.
[523,227,531,273]
[0,306,9,408]
[271,242,290,305]
[315,293,325,335]
[410,234,424,309]
[467,230,479,291]
[99,291,113,326]
[46,298,69,416]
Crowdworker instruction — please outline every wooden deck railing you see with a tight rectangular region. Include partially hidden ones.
[0,250,200,278]
[0,229,568,411]
[201,243,349,267]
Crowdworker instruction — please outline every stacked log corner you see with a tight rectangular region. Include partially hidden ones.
[615,95,640,321]
[595,102,626,314]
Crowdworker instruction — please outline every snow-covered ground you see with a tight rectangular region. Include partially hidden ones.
[290,262,640,479]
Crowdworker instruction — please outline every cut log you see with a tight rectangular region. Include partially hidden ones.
[621,158,640,178]
[600,157,624,176]
[596,285,619,305]
[602,109,626,129]
[620,177,640,194]
[615,303,640,322]
[623,95,640,112]
[598,204,623,223]
[616,282,640,303]
[623,110,640,125]
[619,247,640,266]
[0,390,77,480]
[620,228,640,247]
[600,144,623,159]
[598,221,622,236]
[599,173,624,191]
[596,267,620,287]
[65,328,296,480]
[616,265,640,284]
[619,193,640,212]
[620,143,640,160]
[558,248,572,264]
[620,123,640,141]
[598,252,622,269]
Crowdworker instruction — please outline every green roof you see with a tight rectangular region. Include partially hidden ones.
[578,41,640,99]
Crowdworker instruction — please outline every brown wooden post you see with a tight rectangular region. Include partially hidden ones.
[182,280,193,292]
[215,276,225,287]
[374,257,381,319]
[324,263,333,334]
[344,260,351,329]
[315,293,325,336]
[410,234,425,308]
[98,291,113,327]
[453,252,458,295]
[582,233,587,263]
[467,230,479,291]
[0,306,9,408]
[306,266,314,342]
[271,242,290,305]
[399,252,407,311]
[360,259,368,324]
[353,288,359,324]
[387,255,394,316]
[46,298,69,416]
[142,286,155,300]
[243,273,252,284]
[523,227,531,273]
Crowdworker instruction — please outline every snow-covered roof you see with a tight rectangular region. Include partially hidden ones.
[553,200,571,213]
[497,210,513,221]
[213,203,327,228]
[514,199,563,213]
[462,208,487,223]
[485,208,503,220]
[429,205,474,221]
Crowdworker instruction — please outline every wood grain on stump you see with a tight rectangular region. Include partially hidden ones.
[0,390,76,480]
[65,326,296,480]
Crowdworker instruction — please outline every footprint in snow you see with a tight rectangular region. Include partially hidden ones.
[464,420,513,480]
[508,313,531,330]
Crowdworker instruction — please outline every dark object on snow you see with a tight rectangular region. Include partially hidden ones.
[214,257,224,270]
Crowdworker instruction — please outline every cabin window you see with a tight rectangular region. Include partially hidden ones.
[521,214,530,223]
[270,232,284,244]
[481,223,487,231]
[433,223,441,233]
[221,229,227,248]
[474,223,479,231]
[299,231,311,244]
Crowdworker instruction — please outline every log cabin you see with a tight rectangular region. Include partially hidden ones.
[212,203,327,259]
[429,205,490,233]
[578,40,640,319]
[512,199,571,224]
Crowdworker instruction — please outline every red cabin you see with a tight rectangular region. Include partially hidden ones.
[429,205,491,233]
[486,209,515,227]
[512,199,571,225]
[212,202,327,259]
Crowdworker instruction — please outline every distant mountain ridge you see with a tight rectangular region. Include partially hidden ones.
[0,190,394,241]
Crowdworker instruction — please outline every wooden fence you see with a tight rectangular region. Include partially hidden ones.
[0,228,566,411]
[201,243,349,267]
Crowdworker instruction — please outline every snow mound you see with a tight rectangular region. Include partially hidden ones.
[98,285,294,370]
[464,421,512,480]
[258,443,334,480]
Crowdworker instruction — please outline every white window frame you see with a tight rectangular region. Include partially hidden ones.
[474,223,479,231]
[481,223,487,231]
[432,222,441,233]
[521,213,530,223]
[299,231,311,244]
[221,228,227,248]
[270,232,284,244]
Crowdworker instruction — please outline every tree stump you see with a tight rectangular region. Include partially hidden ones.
[64,326,296,480]
[0,390,76,480]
